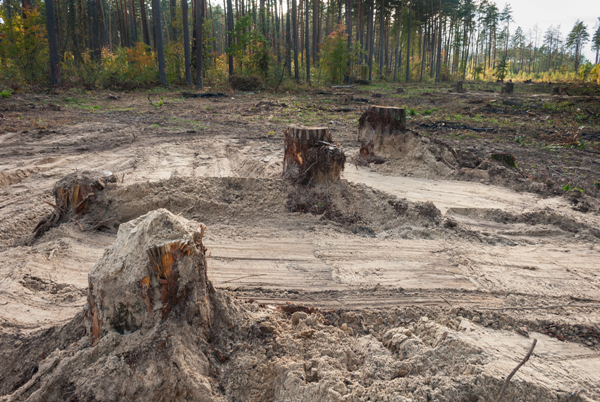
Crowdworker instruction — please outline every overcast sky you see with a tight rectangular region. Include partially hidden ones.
[507,0,600,62]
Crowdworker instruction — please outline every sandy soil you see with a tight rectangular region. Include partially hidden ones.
[1,83,599,401]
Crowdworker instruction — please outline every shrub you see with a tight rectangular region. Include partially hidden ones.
[230,74,264,91]
[320,24,349,83]
[0,7,49,85]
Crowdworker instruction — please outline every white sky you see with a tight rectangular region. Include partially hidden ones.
[506,0,600,62]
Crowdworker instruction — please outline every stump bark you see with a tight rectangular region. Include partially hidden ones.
[455,81,465,93]
[501,82,514,94]
[283,125,346,185]
[33,170,115,237]
[357,106,406,159]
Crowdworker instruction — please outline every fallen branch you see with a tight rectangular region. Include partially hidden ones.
[43,200,63,212]
[70,218,84,232]
[495,339,537,402]
[331,85,354,89]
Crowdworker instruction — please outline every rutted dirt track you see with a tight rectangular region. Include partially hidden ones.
[1,85,600,401]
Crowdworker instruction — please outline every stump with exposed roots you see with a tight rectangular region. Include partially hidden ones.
[33,170,115,237]
[283,125,346,185]
[357,106,406,160]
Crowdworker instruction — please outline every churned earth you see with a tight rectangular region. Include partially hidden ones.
[0,82,599,401]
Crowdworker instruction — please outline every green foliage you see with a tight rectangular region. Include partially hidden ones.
[0,7,49,85]
[320,24,349,83]
[227,15,270,78]
[62,43,158,88]
[562,183,583,193]
[493,54,508,82]
[0,90,11,98]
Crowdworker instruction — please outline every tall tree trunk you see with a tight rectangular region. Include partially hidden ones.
[305,0,310,82]
[405,0,411,81]
[226,0,234,76]
[129,0,137,44]
[420,17,426,81]
[312,0,317,65]
[139,0,151,45]
[153,0,167,83]
[367,0,374,80]
[378,0,383,76]
[292,0,299,81]
[345,0,351,83]
[196,0,204,87]
[393,0,403,81]
[274,0,280,62]
[171,0,178,41]
[182,0,192,84]
[286,0,292,76]
[46,0,61,84]
[435,0,441,81]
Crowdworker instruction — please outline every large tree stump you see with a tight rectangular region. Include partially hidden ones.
[283,125,346,184]
[85,209,212,345]
[357,106,406,159]
[33,170,115,237]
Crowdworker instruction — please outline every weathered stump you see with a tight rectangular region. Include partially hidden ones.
[455,80,465,93]
[283,126,346,185]
[86,209,212,345]
[33,170,115,237]
[357,106,406,159]
[551,86,560,95]
[501,82,514,94]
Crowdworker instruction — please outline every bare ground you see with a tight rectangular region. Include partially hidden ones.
[1,82,599,401]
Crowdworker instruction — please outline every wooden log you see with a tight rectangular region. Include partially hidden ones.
[283,126,345,185]
[357,106,406,158]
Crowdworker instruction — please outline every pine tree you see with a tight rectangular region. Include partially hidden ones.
[566,20,589,70]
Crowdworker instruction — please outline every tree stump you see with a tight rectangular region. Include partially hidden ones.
[283,125,346,185]
[551,86,560,95]
[357,106,406,159]
[501,82,514,94]
[86,209,212,345]
[33,170,115,237]
[455,81,465,93]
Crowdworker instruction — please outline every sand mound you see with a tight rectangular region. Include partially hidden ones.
[368,132,458,179]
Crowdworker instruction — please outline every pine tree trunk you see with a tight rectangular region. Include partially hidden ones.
[46,0,62,85]
[292,0,299,82]
[171,0,178,40]
[139,0,151,45]
[195,0,204,87]
[367,0,373,80]
[182,0,193,85]
[312,0,317,65]
[305,0,310,83]
[131,0,138,43]
[153,0,167,84]
[435,0,441,82]
[226,0,234,76]
[405,0,411,81]
[345,0,351,83]
[286,0,292,76]
[378,0,383,76]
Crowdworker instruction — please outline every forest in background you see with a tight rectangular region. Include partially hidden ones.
[1,0,600,89]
